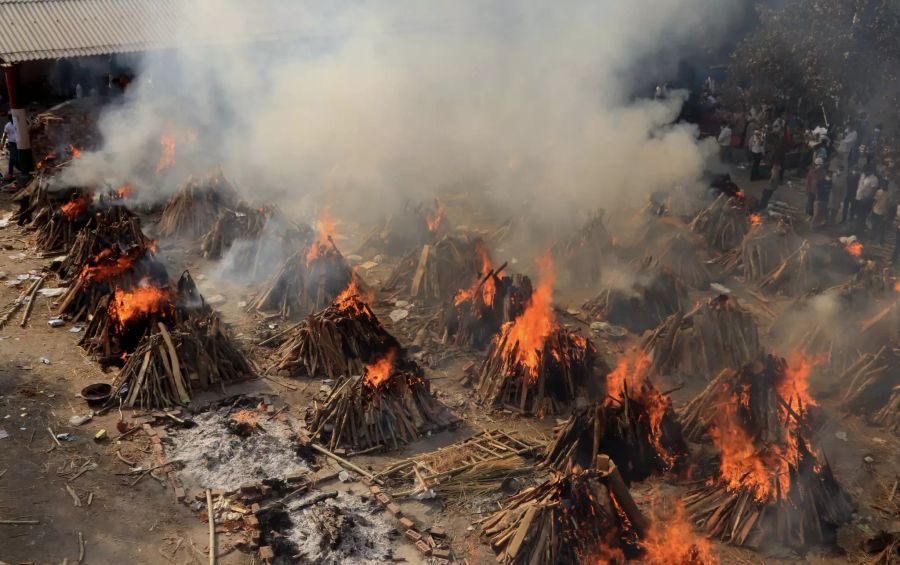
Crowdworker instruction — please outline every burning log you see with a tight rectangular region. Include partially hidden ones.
[552,209,613,287]
[308,353,455,452]
[543,350,687,482]
[841,347,900,433]
[34,190,93,252]
[267,285,400,379]
[581,259,686,334]
[381,235,485,303]
[689,194,752,252]
[642,295,763,380]
[679,355,854,548]
[157,172,239,239]
[479,460,644,564]
[55,206,152,280]
[199,204,275,259]
[476,257,600,416]
[356,200,448,256]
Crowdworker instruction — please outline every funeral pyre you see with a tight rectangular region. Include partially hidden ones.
[552,209,614,287]
[689,193,752,253]
[157,172,240,239]
[678,355,854,548]
[265,278,400,379]
[544,350,687,483]
[248,209,354,318]
[200,203,278,259]
[308,352,454,452]
[381,235,487,303]
[356,199,449,256]
[840,346,900,434]
[476,256,599,416]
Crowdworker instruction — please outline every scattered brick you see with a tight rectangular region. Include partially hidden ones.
[376,493,391,505]
[433,547,451,559]
[415,540,432,556]
[386,503,402,517]
[429,526,447,538]
[240,483,259,495]
[405,529,422,542]
[174,487,186,502]
[243,515,260,529]
[369,485,382,494]
[399,517,415,530]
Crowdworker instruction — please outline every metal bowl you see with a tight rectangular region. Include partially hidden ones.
[81,382,112,405]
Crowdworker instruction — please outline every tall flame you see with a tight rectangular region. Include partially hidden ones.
[427,201,446,233]
[498,253,555,383]
[453,242,502,306]
[641,502,718,565]
[605,349,651,401]
[707,395,776,502]
[61,195,89,220]
[156,134,176,173]
[108,280,171,329]
[363,350,396,389]
[334,269,372,314]
[779,351,820,412]
[306,205,338,267]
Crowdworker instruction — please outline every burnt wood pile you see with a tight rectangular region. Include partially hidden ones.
[581,260,686,333]
[678,356,854,547]
[552,209,613,287]
[642,295,763,379]
[56,206,151,280]
[157,172,240,239]
[266,291,400,379]
[200,204,275,259]
[442,268,533,350]
[381,235,485,303]
[308,354,454,452]
[479,457,646,564]
[689,194,751,252]
[356,200,447,256]
[35,191,93,252]
[841,346,900,433]
[649,232,712,290]
[715,219,802,285]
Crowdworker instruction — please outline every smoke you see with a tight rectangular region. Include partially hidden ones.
[63,0,739,229]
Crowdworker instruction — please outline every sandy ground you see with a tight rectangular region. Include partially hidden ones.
[0,159,898,564]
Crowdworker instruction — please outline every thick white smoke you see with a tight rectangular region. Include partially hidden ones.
[63,0,739,227]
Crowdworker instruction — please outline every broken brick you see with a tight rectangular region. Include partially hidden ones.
[251,503,261,514]
[415,540,432,556]
[429,526,447,538]
[386,502,402,517]
[243,515,260,529]
[368,485,382,495]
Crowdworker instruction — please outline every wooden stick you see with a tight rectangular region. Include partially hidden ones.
[0,519,39,524]
[19,276,44,327]
[77,530,85,564]
[206,489,216,565]
[310,443,383,484]
[47,427,61,447]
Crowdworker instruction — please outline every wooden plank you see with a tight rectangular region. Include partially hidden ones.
[506,505,537,559]
[410,245,431,298]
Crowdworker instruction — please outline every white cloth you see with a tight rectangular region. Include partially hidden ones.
[717,126,732,147]
[837,129,857,154]
[749,134,765,155]
[856,174,880,201]
[4,121,16,144]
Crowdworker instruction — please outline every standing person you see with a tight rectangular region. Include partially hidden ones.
[870,185,891,245]
[3,114,17,180]
[717,123,733,163]
[813,171,832,228]
[759,160,781,211]
[854,166,879,238]
[805,158,826,217]
[749,128,765,181]
[836,125,858,169]
[843,165,861,224]
[829,163,847,224]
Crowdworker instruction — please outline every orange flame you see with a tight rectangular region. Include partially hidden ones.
[427,202,446,233]
[606,349,651,401]
[67,144,82,159]
[363,350,396,389]
[641,502,718,565]
[306,206,338,267]
[36,151,57,170]
[708,396,776,502]
[108,280,171,329]
[453,242,502,307]
[845,241,863,257]
[78,246,147,283]
[156,134,176,173]
[61,195,89,220]
[115,184,134,199]
[334,270,372,313]
[748,213,762,226]
[497,253,555,383]
[779,352,820,412]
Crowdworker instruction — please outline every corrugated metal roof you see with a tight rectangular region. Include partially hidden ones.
[0,0,309,63]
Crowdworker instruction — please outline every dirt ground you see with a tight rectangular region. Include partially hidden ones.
[0,160,898,565]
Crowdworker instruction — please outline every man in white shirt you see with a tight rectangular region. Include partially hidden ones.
[749,129,765,181]
[3,114,17,179]
[718,123,732,163]
[854,168,879,237]
[836,126,858,168]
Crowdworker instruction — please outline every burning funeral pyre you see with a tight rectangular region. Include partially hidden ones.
[689,193,752,252]
[266,279,400,379]
[308,352,454,451]
[200,203,277,259]
[840,346,900,433]
[476,256,599,416]
[479,456,647,564]
[55,205,153,280]
[157,172,240,239]
[678,355,854,548]
[552,209,614,287]
[356,199,448,256]
[581,259,687,334]
[642,295,763,380]
[381,234,486,303]
[247,211,354,318]
[544,350,687,482]
[441,243,533,349]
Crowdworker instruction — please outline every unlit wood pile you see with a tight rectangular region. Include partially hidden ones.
[12,170,55,225]
[552,209,613,287]
[689,194,750,252]
[248,239,353,318]
[157,172,239,239]
[642,295,763,379]
[582,261,686,333]
[841,347,900,433]
[108,312,255,409]
[758,239,817,296]
[381,235,484,302]
[479,458,646,564]
[56,205,150,280]
[267,294,400,379]
[649,232,711,290]
[678,356,854,547]
[308,358,454,451]
[199,204,273,259]
[715,219,801,284]
[356,200,445,256]
[443,269,532,350]
[477,327,597,416]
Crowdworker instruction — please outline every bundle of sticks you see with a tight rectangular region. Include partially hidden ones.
[477,326,597,416]
[55,205,151,280]
[581,260,686,334]
[841,346,900,433]
[648,232,712,290]
[678,356,854,547]
[157,172,240,239]
[247,238,353,318]
[266,293,400,379]
[199,204,276,259]
[479,457,646,564]
[108,312,256,409]
[442,269,532,350]
[552,209,613,287]
[714,219,801,284]
[757,239,816,296]
[544,364,687,481]
[642,295,763,379]
[356,200,446,256]
[689,193,751,252]
[35,191,93,252]
[11,170,55,225]
[381,235,485,302]
[308,355,454,452]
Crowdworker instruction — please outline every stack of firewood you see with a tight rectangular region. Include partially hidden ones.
[11,170,55,226]
[642,295,763,379]
[841,346,900,433]
[381,235,484,302]
[758,239,817,296]
[479,457,646,564]
[552,209,613,287]
[157,172,239,239]
[442,270,532,350]
[55,206,151,280]
[582,260,686,333]
[477,327,598,416]
[308,356,454,452]
[199,204,283,259]
[266,294,400,379]
[689,194,751,252]
[356,200,445,256]
[715,219,802,284]
[648,232,712,290]
[35,191,93,252]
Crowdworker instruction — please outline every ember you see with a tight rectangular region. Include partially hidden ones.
[67,144,82,159]
[845,240,864,258]
[61,195,89,220]
[748,213,762,226]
